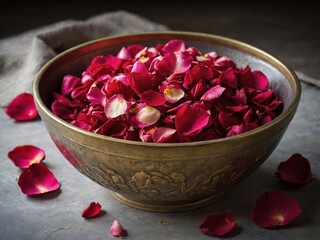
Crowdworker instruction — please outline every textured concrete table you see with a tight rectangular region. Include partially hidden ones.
[1,2,320,239]
[1,84,319,240]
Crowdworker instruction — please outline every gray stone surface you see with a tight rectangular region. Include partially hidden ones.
[0,81,319,240]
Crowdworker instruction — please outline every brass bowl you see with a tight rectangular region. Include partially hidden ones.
[33,32,301,212]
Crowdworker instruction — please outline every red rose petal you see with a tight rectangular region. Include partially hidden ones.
[226,123,258,137]
[200,213,237,237]
[277,153,312,185]
[5,93,38,121]
[176,104,210,136]
[110,220,127,237]
[82,202,102,218]
[140,90,166,106]
[18,163,60,195]
[61,75,81,96]
[8,145,45,168]
[251,191,302,228]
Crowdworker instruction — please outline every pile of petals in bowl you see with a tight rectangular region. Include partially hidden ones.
[51,39,283,143]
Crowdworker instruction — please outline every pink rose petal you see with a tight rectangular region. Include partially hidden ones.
[152,127,176,143]
[61,75,81,96]
[18,163,60,195]
[82,202,102,219]
[163,85,185,104]
[8,145,45,168]
[175,104,210,136]
[277,153,312,185]
[5,93,38,121]
[110,220,127,237]
[200,213,237,237]
[251,191,302,228]
[201,85,226,102]
[132,106,161,128]
[104,94,129,119]
[161,39,186,54]
[157,51,192,76]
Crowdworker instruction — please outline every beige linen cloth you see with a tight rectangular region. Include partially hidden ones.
[0,11,168,107]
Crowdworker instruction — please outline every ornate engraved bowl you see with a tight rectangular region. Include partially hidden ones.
[33,32,301,212]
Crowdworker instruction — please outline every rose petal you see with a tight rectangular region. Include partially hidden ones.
[201,85,226,102]
[110,220,127,237]
[226,123,258,137]
[86,86,106,106]
[140,90,166,106]
[5,93,38,121]
[161,39,186,54]
[18,163,60,195]
[157,52,192,76]
[82,202,102,218]
[152,127,176,143]
[251,191,302,228]
[163,85,185,104]
[239,67,269,90]
[218,67,238,89]
[277,153,312,185]
[61,75,81,96]
[175,104,210,136]
[8,145,45,168]
[104,94,129,119]
[200,213,237,237]
[132,106,161,128]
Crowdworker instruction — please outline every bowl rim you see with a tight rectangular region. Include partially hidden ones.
[33,31,301,148]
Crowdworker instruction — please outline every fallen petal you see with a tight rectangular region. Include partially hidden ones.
[82,202,102,218]
[200,213,237,237]
[161,39,186,54]
[277,153,312,185]
[18,163,60,195]
[110,220,127,237]
[5,93,38,121]
[8,145,45,168]
[251,191,302,228]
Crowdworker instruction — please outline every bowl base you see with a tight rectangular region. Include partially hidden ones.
[111,191,225,212]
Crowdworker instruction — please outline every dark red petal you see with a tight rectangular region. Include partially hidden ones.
[140,90,166,106]
[251,191,302,228]
[5,93,38,121]
[277,153,312,185]
[218,67,238,89]
[18,163,60,195]
[226,123,258,137]
[175,104,210,136]
[8,145,45,168]
[200,213,237,237]
[82,202,102,218]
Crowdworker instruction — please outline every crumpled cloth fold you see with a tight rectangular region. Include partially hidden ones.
[0,11,168,107]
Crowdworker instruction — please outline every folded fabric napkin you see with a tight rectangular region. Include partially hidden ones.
[0,10,168,107]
